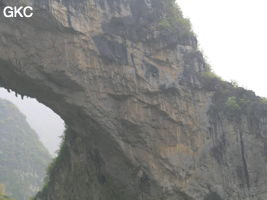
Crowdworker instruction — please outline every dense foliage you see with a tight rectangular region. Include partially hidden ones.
[0,99,51,200]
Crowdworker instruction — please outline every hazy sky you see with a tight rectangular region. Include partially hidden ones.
[0,88,64,156]
[177,0,267,97]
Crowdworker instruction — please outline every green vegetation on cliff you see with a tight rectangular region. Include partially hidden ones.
[201,67,267,122]
[156,0,193,39]
[0,99,51,200]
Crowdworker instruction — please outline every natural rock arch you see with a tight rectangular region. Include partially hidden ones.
[1,0,267,200]
[1,1,176,199]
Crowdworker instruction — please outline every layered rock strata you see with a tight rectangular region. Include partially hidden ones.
[0,0,267,199]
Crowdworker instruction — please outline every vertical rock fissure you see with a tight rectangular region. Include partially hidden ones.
[238,128,250,189]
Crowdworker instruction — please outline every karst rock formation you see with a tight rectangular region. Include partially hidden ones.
[0,0,267,199]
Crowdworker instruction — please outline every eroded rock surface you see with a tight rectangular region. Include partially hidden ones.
[0,0,267,199]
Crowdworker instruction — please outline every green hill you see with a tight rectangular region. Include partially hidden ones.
[0,99,51,200]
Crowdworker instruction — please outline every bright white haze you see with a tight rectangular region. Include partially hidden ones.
[177,0,267,97]
[0,88,64,156]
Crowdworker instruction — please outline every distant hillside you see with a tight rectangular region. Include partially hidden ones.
[0,99,51,200]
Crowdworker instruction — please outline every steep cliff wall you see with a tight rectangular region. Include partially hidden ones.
[0,0,267,199]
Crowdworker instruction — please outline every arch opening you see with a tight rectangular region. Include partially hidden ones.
[0,86,65,200]
[0,55,142,200]
[0,12,142,199]
[0,87,65,155]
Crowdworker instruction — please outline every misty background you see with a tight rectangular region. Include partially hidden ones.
[0,88,64,156]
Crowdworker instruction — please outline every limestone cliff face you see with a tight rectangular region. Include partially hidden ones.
[0,0,267,199]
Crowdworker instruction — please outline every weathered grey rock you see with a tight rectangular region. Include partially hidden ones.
[0,0,267,199]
